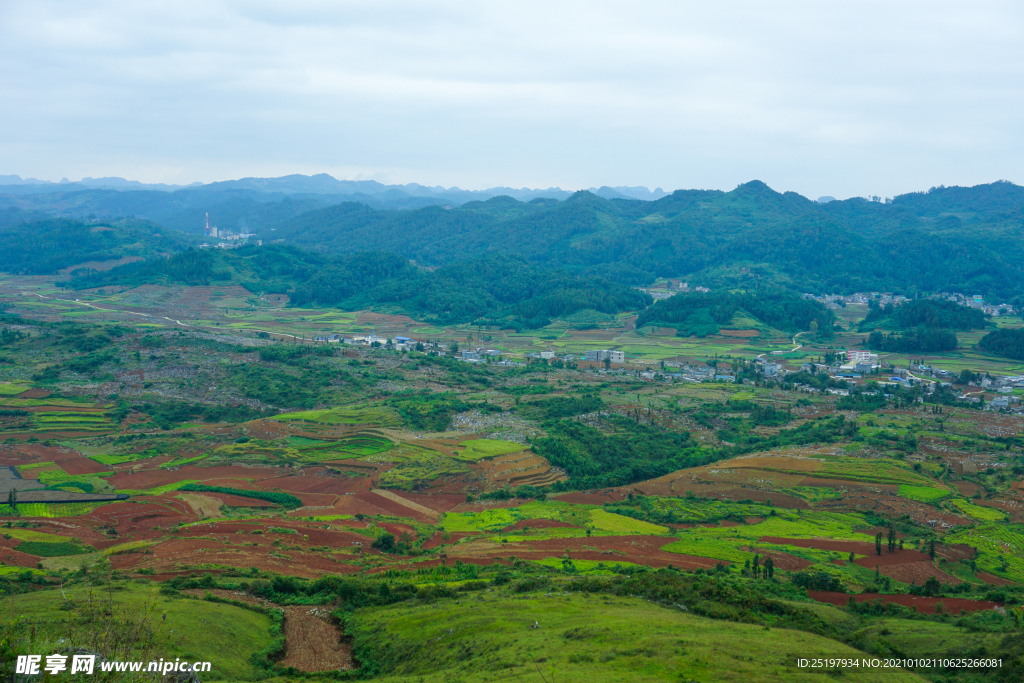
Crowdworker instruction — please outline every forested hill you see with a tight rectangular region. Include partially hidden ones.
[68,247,652,329]
[0,218,191,274]
[272,180,1024,302]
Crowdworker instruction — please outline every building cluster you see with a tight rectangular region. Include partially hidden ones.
[660,361,735,383]
[637,281,710,299]
[801,291,1016,316]
[198,213,260,249]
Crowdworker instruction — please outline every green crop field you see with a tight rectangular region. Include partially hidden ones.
[897,485,950,502]
[1,527,73,543]
[660,536,752,563]
[588,509,668,534]
[812,459,936,487]
[950,499,1007,522]
[275,404,402,426]
[10,502,103,517]
[443,508,518,532]
[945,524,1024,582]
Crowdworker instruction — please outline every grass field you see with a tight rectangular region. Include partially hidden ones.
[945,524,1024,582]
[274,405,402,426]
[588,509,668,535]
[897,485,951,503]
[453,439,528,461]
[351,593,925,682]
[950,499,1007,522]
[3,583,273,681]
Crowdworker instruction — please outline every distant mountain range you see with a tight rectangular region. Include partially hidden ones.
[0,172,666,203]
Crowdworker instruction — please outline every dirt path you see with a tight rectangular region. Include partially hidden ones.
[182,589,353,672]
[371,488,441,521]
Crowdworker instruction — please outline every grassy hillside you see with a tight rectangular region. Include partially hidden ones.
[2,582,273,681]
[351,593,924,682]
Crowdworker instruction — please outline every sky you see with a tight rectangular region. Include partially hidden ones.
[2,1,1023,199]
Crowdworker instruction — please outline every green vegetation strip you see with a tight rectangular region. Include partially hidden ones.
[179,484,302,509]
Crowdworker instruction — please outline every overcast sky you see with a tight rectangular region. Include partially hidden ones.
[2,1,1023,199]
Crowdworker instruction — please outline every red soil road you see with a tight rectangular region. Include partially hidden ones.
[809,591,1000,614]
[456,535,724,570]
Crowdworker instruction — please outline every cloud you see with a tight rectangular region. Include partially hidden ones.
[1,0,1022,197]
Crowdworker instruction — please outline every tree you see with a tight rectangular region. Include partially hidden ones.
[875,532,882,556]
[752,554,760,579]
[372,532,397,553]
[604,357,611,371]
[928,539,936,561]
[6,488,16,514]
[887,525,896,553]
[764,557,775,579]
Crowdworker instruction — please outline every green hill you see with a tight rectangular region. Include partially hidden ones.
[272,181,1024,302]
[0,218,191,274]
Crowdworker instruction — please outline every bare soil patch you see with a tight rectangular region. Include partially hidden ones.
[874,561,963,586]
[809,591,999,614]
[176,493,225,517]
[182,589,354,672]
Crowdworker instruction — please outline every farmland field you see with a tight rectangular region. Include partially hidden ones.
[0,272,1020,682]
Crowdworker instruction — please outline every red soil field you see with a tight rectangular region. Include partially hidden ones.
[106,465,286,490]
[137,537,364,578]
[875,561,962,586]
[258,471,366,495]
[852,550,932,567]
[809,591,999,614]
[978,572,1015,586]
[56,456,110,476]
[388,491,468,514]
[455,535,723,570]
[553,491,624,505]
[16,389,52,399]
[1,546,42,567]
